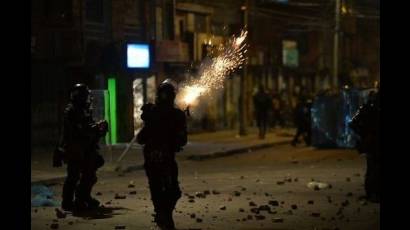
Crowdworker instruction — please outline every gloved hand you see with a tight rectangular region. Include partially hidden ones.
[97,120,108,136]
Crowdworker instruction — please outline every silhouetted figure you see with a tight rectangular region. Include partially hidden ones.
[253,85,272,139]
[271,92,282,128]
[137,79,187,230]
[350,89,380,202]
[53,83,108,211]
[291,97,311,146]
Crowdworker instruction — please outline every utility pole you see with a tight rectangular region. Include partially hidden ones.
[333,0,341,88]
[239,0,249,136]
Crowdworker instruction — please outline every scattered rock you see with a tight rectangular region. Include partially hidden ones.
[68,221,73,225]
[227,197,232,202]
[250,208,260,214]
[292,160,299,164]
[249,201,257,206]
[196,218,203,223]
[55,208,66,219]
[190,213,196,219]
[242,218,247,221]
[336,208,343,216]
[256,179,260,182]
[50,223,59,229]
[115,226,126,229]
[241,187,247,191]
[255,215,266,220]
[308,200,314,205]
[272,217,284,223]
[188,199,195,203]
[346,177,351,182]
[341,200,350,207]
[240,176,244,179]
[195,192,205,198]
[128,184,135,188]
[204,190,210,195]
[311,212,321,217]
[269,200,279,206]
[239,208,245,212]
[307,181,329,190]
[276,181,285,185]
[286,178,292,183]
[233,191,241,197]
[280,201,285,205]
[247,215,253,220]
[294,178,299,182]
[259,205,271,212]
[346,192,353,197]
[212,190,220,195]
[115,194,126,199]
[219,205,226,210]
[354,173,361,177]
[105,200,112,205]
[188,195,195,199]
[96,192,102,196]
[291,205,297,210]
[34,209,38,213]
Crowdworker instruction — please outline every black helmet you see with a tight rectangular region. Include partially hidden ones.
[156,79,177,105]
[70,83,92,107]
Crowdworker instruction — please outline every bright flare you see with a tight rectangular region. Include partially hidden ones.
[181,85,206,105]
[178,29,248,107]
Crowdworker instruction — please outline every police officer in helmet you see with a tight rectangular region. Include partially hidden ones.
[349,87,380,202]
[137,79,187,229]
[53,83,108,211]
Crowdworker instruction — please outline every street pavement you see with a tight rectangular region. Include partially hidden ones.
[31,128,294,184]
[31,144,379,230]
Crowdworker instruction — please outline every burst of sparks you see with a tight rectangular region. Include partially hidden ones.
[178,30,248,107]
[182,85,206,105]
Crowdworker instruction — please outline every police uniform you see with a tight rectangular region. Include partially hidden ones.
[350,91,380,201]
[137,79,187,229]
[54,84,107,211]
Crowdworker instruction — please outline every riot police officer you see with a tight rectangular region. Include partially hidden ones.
[253,85,272,139]
[349,89,380,202]
[291,96,312,146]
[53,83,108,211]
[137,79,187,230]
